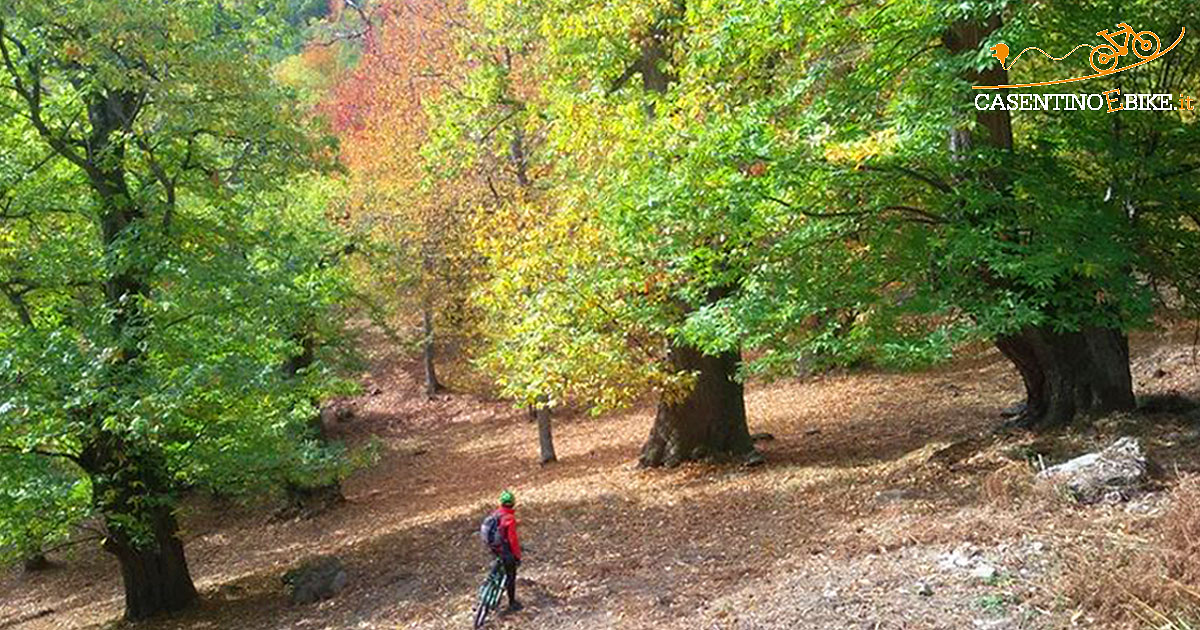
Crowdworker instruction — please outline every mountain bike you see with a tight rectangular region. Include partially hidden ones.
[472,559,507,629]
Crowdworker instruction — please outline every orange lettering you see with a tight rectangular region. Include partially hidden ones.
[1103,88,1124,112]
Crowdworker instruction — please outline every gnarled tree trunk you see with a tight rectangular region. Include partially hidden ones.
[996,326,1135,428]
[639,341,757,467]
[103,507,197,620]
[81,431,197,620]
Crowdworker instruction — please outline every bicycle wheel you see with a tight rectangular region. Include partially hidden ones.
[473,601,488,629]
[486,575,505,609]
[472,561,505,628]
[474,583,495,628]
[1132,30,1160,59]
[1090,44,1119,74]
[473,582,495,628]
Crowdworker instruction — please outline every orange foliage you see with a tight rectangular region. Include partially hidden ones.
[325,1,462,191]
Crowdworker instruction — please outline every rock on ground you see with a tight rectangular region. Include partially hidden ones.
[282,555,348,605]
[1037,436,1148,504]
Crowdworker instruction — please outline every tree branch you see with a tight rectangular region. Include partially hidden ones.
[860,164,953,194]
[0,444,83,465]
[0,22,91,173]
[881,204,945,224]
[760,194,944,224]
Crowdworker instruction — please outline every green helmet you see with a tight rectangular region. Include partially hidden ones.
[499,490,515,507]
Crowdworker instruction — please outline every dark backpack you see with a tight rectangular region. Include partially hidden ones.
[480,511,504,554]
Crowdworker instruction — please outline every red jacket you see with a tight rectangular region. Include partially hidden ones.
[497,506,521,561]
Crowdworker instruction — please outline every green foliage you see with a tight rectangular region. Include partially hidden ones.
[696,0,1200,370]
[0,454,90,563]
[0,0,351,561]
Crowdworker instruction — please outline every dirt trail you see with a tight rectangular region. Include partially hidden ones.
[1,332,1197,629]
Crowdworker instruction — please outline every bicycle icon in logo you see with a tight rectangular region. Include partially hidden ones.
[1090,22,1160,73]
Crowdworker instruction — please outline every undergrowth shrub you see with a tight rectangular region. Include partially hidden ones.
[1059,475,1200,626]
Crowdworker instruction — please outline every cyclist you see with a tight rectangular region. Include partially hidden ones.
[492,490,523,611]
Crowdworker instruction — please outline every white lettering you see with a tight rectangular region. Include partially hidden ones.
[969,91,1179,113]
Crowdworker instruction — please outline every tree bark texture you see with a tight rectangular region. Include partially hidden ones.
[80,431,197,620]
[995,327,1135,428]
[639,341,757,467]
[103,507,197,620]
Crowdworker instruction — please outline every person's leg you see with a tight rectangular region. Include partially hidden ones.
[504,558,520,609]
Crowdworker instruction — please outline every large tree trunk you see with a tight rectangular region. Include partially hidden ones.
[104,507,197,620]
[639,341,758,467]
[77,91,199,619]
[535,396,556,464]
[996,326,1135,428]
[81,431,198,620]
[943,16,1013,154]
[630,12,756,468]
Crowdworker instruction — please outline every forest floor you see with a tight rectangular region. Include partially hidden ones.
[3,329,1200,630]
